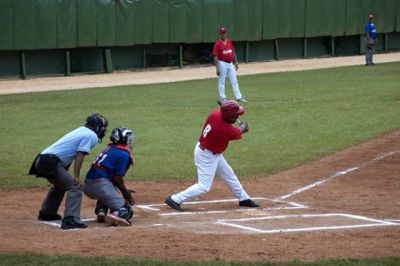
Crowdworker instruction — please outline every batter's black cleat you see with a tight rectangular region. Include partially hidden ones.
[217,98,227,106]
[38,211,62,221]
[239,199,260,208]
[61,216,88,230]
[236,98,248,103]
[165,196,184,211]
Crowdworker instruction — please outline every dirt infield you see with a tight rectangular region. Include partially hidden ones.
[0,129,399,262]
[0,54,399,262]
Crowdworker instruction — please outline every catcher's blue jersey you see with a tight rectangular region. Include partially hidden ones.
[86,144,132,180]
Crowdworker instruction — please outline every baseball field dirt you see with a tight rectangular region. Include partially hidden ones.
[0,54,399,262]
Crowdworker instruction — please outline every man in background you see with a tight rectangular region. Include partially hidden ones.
[365,14,377,65]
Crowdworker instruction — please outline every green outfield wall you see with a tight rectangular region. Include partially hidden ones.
[0,0,399,78]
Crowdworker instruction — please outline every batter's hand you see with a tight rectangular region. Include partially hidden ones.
[235,63,239,71]
[239,121,249,133]
[216,69,220,76]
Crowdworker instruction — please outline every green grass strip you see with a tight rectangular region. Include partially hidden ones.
[0,253,399,266]
[0,62,399,187]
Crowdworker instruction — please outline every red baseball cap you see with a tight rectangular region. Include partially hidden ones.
[218,27,227,34]
[368,14,374,20]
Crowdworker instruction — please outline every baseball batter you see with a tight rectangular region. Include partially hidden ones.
[29,113,109,229]
[213,27,247,104]
[165,100,259,211]
[83,127,135,226]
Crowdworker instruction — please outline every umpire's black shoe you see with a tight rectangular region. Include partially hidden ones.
[61,216,88,230]
[38,211,62,221]
[165,196,184,211]
[239,199,260,208]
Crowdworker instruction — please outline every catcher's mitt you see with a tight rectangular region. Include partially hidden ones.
[123,189,136,206]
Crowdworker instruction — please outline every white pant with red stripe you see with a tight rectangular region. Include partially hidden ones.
[217,60,243,100]
[171,142,250,204]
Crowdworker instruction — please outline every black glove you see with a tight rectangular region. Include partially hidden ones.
[122,189,136,206]
[239,121,249,133]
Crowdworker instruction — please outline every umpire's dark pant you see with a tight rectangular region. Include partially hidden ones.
[31,155,83,218]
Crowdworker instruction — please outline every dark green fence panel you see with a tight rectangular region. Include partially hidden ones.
[133,0,153,44]
[14,0,37,50]
[321,0,346,36]
[359,0,372,34]
[276,0,292,38]
[345,0,360,35]
[170,0,186,43]
[262,0,278,40]
[153,0,169,43]
[218,0,234,39]
[186,0,202,43]
[202,0,220,42]
[290,0,306,38]
[97,0,116,46]
[57,0,77,48]
[77,0,97,47]
[247,0,263,41]
[0,1,14,50]
[305,0,322,37]
[115,0,135,46]
[275,0,306,38]
[371,0,396,33]
[397,0,400,31]
[36,0,57,49]
[233,0,249,41]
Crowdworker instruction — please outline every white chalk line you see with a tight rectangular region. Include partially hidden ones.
[276,150,399,200]
[215,213,399,234]
[39,218,96,229]
[136,197,308,216]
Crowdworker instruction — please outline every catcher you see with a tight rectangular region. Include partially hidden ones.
[83,127,135,226]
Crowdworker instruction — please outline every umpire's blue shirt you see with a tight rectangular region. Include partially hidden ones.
[41,126,98,166]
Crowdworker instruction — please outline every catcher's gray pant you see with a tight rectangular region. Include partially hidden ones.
[171,142,250,204]
[217,60,243,100]
[83,178,125,212]
[40,161,82,218]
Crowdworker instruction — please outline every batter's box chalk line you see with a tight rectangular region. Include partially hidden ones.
[136,197,308,216]
[276,149,400,201]
[214,213,399,234]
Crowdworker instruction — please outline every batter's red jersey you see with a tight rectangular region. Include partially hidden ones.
[212,39,235,63]
[199,109,242,154]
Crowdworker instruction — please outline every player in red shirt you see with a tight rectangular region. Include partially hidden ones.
[165,100,259,211]
[213,27,247,104]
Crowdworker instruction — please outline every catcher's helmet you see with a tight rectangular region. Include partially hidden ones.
[220,100,245,123]
[110,127,134,147]
[85,113,109,141]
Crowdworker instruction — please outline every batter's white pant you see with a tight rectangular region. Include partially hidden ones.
[218,60,243,100]
[171,142,250,204]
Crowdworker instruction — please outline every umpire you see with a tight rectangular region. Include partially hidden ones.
[29,113,109,229]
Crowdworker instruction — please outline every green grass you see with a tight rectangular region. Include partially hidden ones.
[0,62,399,187]
[0,254,399,266]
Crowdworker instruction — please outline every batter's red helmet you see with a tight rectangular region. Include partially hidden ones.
[220,100,245,123]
